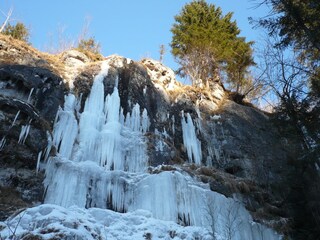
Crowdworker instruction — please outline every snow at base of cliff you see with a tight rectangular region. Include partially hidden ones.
[0,204,212,240]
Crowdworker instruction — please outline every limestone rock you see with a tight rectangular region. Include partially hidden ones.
[59,49,90,68]
[0,37,292,233]
[141,58,179,90]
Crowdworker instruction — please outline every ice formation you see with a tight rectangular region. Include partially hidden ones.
[11,110,20,127]
[51,61,149,172]
[27,87,34,103]
[18,120,32,144]
[0,137,6,150]
[181,111,202,165]
[38,61,281,240]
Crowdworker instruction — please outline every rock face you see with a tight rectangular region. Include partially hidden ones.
[0,35,291,238]
[0,35,66,220]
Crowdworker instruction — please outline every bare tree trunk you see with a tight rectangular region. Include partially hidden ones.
[0,7,13,33]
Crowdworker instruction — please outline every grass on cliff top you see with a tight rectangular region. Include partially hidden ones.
[73,47,104,62]
[0,34,104,80]
[0,34,67,78]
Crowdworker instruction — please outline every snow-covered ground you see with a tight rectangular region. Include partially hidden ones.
[0,204,213,240]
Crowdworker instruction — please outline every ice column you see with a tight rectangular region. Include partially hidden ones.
[181,112,202,165]
[47,60,150,173]
[52,94,79,160]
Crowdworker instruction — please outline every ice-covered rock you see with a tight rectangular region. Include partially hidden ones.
[0,35,290,238]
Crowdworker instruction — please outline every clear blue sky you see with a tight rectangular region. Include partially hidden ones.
[2,0,269,71]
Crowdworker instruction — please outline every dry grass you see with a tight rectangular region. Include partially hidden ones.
[0,34,102,81]
[189,165,260,196]
[0,34,67,79]
[73,48,104,62]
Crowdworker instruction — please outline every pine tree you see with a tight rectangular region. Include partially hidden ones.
[77,37,100,54]
[255,1,320,238]
[256,0,320,94]
[2,22,29,42]
[171,0,254,89]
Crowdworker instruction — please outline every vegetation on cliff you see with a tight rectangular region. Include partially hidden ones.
[254,0,320,238]
[171,0,255,94]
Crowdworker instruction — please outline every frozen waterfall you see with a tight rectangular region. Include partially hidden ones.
[42,61,280,240]
[50,61,149,172]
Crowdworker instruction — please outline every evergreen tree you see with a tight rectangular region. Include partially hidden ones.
[77,37,100,54]
[2,22,29,42]
[256,0,320,94]
[171,0,254,89]
[255,1,320,238]
[225,39,255,93]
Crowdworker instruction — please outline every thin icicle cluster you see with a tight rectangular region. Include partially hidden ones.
[11,111,20,127]
[181,111,202,165]
[0,137,6,150]
[52,94,79,160]
[27,88,34,103]
[0,110,22,150]
[18,120,32,144]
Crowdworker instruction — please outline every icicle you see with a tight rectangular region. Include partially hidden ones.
[143,86,147,96]
[76,68,107,164]
[0,137,6,151]
[115,76,119,88]
[27,88,34,103]
[43,131,53,162]
[171,115,175,135]
[18,119,32,144]
[52,94,79,159]
[36,151,42,173]
[119,108,125,125]
[141,108,150,134]
[23,124,31,143]
[18,125,27,144]
[181,111,202,165]
[11,110,20,127]
[99,89,122,170]
[125,104,141,132]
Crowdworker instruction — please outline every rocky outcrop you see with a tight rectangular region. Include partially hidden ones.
[0,35,67,220]
[59,49,91,88]
[0,34,291,235]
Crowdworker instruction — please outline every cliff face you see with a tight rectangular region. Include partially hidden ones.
[0,35,68,220]
[0,35,290,239]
